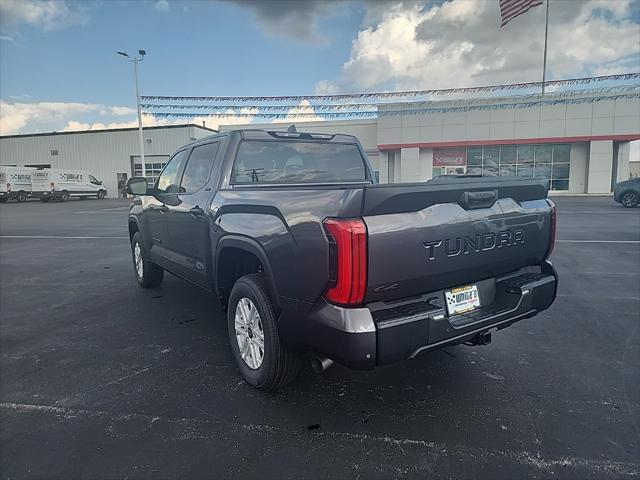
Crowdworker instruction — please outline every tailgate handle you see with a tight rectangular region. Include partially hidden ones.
[460,190,498,210]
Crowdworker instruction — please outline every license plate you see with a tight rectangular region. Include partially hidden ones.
[445,285,480,315]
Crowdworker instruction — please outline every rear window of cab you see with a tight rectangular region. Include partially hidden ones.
[232,140,368,184]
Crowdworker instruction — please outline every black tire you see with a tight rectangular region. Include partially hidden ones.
[16,191,27,202]
[60,191,70,202]
[131,231,164,288]
[97,190,106,199]
[0,198,7,203]
[620,190,639,208]
[227,273,300,391]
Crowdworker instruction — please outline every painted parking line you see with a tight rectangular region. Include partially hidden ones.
[0,235,128,239]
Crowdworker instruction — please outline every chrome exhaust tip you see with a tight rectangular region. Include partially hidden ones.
[311,354,334,373]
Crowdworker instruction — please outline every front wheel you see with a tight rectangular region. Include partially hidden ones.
[16,191,27,202]
[97,190,106,199]
[59,191,70,202]
[227,273,300,391]
[131,232,164,288]
[621,191,639,208]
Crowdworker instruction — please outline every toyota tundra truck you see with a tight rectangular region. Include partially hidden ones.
[126,129,558,391]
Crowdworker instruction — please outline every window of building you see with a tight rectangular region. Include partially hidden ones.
[132,156,170,185]
[432,143,571,190]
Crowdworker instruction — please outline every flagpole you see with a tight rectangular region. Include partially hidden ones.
[541,0,550,95]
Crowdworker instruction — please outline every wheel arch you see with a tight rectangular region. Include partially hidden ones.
[128,216,140,242]
[215,235,280,312]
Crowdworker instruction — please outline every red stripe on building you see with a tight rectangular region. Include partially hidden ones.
[378,134,640,151]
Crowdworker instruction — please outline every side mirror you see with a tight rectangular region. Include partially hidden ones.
[126,177,148,195]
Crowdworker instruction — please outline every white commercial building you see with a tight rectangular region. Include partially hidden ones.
[224,89,640,194]
[0,124,215,198]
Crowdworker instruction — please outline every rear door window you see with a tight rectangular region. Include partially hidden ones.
[232,140,367,184]
[179,142,220,194]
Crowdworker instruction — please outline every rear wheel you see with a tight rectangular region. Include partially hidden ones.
[131,231,164,288]
[97,190,106,199]
[227,273,300,391]
[621,191,639,208]
[16,191,27,202]
[59,191,70,202]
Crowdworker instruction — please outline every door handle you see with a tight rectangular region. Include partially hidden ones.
[157,204,169,213]
[189,206,205,218]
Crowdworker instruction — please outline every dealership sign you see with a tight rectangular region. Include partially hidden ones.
[433,149,467,166]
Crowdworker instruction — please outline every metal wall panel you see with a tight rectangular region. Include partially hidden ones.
[0,125,213,198]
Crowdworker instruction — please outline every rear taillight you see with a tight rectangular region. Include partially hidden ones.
[6,183,10,192]
[546,199,556,258]
[323,218,367,306]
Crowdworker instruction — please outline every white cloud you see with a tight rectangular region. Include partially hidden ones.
[0,35,14,42]
[0,101,136,135]
[60,117,177,132]
[316,0,640,93]
[154,0,170,13]
[0,0,89,32]
[0,99,263,135]
[271,100,325,124]
[192,107,261,131]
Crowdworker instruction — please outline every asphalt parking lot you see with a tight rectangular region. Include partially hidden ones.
[1,196,638,479]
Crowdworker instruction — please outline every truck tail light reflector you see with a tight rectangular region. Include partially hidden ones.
[323,218,367,306]
[546,199,556,258]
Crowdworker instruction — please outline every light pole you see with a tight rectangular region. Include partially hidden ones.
[118,49,147,180]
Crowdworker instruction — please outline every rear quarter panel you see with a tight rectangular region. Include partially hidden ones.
[212,187,364,302]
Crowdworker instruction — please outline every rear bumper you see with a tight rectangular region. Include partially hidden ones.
[304,261,558,370]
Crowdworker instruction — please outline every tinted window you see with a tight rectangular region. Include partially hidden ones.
[180,142,220,194]
[156,150,188,194]
[232,140,367,184]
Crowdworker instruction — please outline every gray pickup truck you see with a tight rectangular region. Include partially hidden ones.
[126,129,558,390]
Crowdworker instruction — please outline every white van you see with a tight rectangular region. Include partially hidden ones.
[31,169,107,202]
[0,166,36,203]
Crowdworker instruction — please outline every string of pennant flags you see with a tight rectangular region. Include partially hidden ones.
[144,91,640,120]
[140,85,640,112]
[141,72,640,103]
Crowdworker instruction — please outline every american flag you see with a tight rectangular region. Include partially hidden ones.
[499,0,544,27]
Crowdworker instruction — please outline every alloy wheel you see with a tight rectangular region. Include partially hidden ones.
[622,192,638,208]
[234,297,265,369]
[134,242,144,278]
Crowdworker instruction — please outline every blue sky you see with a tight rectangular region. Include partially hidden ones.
[0,1,365,104]
[1,0,639,134]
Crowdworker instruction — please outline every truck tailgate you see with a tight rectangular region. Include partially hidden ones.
[362,178,552,303]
